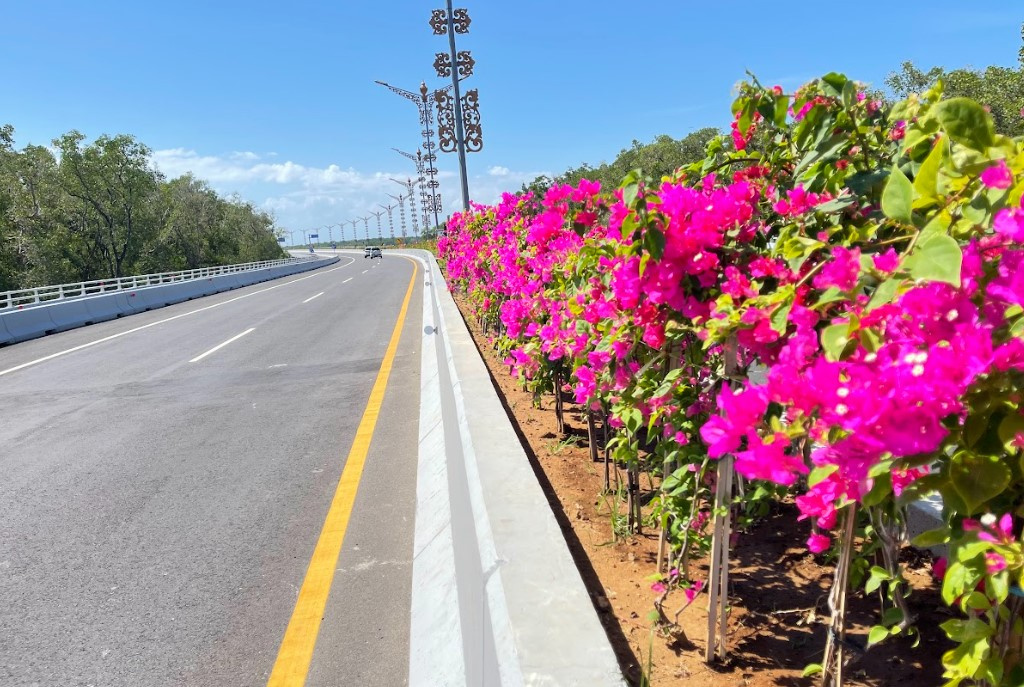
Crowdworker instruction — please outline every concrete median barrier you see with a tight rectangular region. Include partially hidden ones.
[80,294,123,324]
[0,257,340,345]
[1,306,59,344]
[46,299,97,333]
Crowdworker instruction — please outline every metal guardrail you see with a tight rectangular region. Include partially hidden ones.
[0,256,320,311]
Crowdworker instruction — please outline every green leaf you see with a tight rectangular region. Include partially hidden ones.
[865,566,892,594]
[821,322,850,361]
[808,464,838,487]
[941,562,969,605]
[903,221,962,287]
[866,278,901,311]
[867,625,890,647]
[911,528,950,548]
[941,617,994,643]
[913,137,947,201]
[770,299,794,334]
[802,664,823,678]
[931,98,996,151]
[988,571,1009,604]
[622,408,643,435]
[998,413,1024,452]
[819,72,847,98]
[620,170,641,206]
[643,226,666,261]
[949,451,1011,514]
[845,170,889,195]
[882,606,907,626]
[813,196,856,213]
[773,95,789,126]
[881,164,914,223]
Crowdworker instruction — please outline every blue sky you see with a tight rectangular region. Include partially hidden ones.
[2,1,1022,238]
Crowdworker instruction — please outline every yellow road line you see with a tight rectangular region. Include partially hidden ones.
[267,258,419,686]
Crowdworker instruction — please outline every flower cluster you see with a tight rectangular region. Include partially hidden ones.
[440,74,1024,684]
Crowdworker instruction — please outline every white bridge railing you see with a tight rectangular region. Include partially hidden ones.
[0,256,319,311]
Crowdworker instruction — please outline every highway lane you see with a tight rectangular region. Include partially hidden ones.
[0,254,421,686]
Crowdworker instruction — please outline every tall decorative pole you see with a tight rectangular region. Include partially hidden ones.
[393,148,431,233]
[370,210,385,241]
[405,178,420,235]
[347,219,359,246]
[380,203,396,240]
[360,216,371,244]
[430,1,480,212]
[387,194,407,238]
[391,178,419,236]
[376,80,451,230]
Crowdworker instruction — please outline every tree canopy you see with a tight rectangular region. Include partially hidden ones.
[0,128,284,292]
[524,128,721,196]
[886,25,1024,138]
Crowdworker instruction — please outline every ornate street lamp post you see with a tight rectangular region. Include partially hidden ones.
[391,177,420,236]
[379,203,397,241]
[393,148,432,233]
[429,1,482,213]
[375,79,452,230]
[359,216,371,244]
[387,193,407,238]
[370,209,385,242]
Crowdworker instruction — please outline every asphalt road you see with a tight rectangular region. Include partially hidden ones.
[0,253,422,687]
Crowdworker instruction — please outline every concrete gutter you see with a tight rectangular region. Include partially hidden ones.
[400,250,625,687]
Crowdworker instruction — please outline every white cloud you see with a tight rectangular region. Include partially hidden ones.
[150,147,547,233]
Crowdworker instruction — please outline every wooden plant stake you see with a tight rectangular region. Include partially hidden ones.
[553,370,565,435]
[587,410,599,464]
[602,413,612,493]
[705,454,734,662]
[705,337,739,663]
[821,503,858,687]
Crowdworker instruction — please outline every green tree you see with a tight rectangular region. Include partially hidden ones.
[53,132,161,279]
[886,27,1024,137]
[148,174,227,271]
[0,125,25,291]
[528,128,722,195]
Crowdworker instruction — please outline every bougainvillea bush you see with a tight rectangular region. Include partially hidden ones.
[439,73,1024,685]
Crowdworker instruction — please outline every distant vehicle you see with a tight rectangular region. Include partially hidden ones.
[331,242,337,250]
[309,245,315,253]
[364,246,382,259]
[363,246,371,258]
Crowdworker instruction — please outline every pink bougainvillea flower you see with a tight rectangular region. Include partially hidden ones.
[773,184,831,216]
[980,159,1013,189]
[813,246,861,291]
[807,533,831,553]
[890,120,906,141]
[872,248,900,274]
[891,466,929,497]
[699,385,769,458]
[650,581,667,594]
[986,552,1008,574]
[734,432,808,485]
[994,207,1024,242]
[932,557,948,580]
[684,580,705,603]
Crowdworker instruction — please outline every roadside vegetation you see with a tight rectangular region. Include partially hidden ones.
[0,128,283,293]
[440,42,1024,686]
